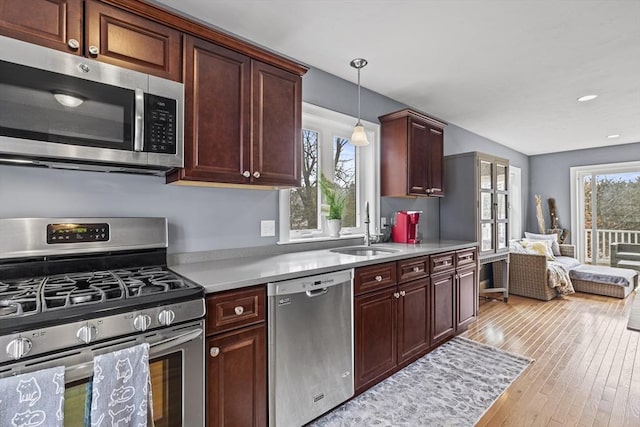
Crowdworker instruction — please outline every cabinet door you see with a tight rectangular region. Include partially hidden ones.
[0,0,82,53]
[456,266,477,331]
[407,119,429,195]
[251,60,301,186]
[84,0,182,81]
[207,324,267,427]
[397,278,430,365]
[355,288,397,393]
[176,35,251,184]
[431,271,455,345]
[427,126,444,197]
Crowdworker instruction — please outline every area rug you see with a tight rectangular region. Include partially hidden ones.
[308,336,532,427]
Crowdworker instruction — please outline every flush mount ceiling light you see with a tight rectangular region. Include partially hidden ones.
[52,91,84,108]
[350,58,369,146]
[577,94,598,102]
[607,134,620,139]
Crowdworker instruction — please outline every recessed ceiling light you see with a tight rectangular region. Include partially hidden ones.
[577,94,598,102]
[607,134,620,139]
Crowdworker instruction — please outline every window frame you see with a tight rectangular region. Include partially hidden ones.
[279,103,379,244]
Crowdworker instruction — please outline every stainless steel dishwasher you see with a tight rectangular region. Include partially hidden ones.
[268,269,354,427]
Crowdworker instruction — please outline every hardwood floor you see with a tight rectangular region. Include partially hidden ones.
[463,291,640,427]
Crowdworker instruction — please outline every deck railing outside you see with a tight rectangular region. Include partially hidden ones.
[584,229,640,265]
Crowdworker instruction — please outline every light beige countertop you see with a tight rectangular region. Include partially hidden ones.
[169,241,477,294]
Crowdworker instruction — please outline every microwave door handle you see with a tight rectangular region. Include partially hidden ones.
[134,89,145,152]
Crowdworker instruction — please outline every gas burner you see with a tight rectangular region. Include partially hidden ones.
[42,272,124,310]
[0,278,42,317]
[115,266,188,297]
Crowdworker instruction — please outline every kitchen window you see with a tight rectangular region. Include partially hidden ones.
[279,103,379,242]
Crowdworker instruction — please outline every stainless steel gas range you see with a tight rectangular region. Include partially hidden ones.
[0,217,205,426]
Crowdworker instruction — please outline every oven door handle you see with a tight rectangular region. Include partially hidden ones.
[65,327,203,379]
[149,328,203,354]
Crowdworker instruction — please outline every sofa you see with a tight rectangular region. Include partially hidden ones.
[610,243,640,272]
[509,243,638,300]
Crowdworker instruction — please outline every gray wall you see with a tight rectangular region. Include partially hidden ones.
[528,141,640,241]
[0,66,528,253]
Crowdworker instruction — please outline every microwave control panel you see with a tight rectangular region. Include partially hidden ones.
[145,94,177,154]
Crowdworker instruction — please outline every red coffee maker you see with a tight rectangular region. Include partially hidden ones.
[392,211,422,243]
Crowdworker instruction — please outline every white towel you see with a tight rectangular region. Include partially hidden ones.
[90,343,153,427]
[0,366,65,427]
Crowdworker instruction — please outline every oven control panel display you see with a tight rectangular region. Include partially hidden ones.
[47,223,109,244]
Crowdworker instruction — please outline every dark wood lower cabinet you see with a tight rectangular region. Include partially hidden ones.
[397,278,430,365]
[354,287,397,394]
[456,265,477,331]
[431,271,455,345]
[206,323,266,427]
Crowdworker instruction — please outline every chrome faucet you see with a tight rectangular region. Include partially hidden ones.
[364,201,371,246]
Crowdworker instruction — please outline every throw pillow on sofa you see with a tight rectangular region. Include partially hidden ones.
[524,232,561,256]
[521,239,555,260]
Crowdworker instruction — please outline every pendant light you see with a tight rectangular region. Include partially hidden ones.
[350,58,369,146]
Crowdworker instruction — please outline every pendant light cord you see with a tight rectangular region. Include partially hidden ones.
[357,67,362,126]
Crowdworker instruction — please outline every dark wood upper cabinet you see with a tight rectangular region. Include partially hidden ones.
[84,0,181,81]
[0,0,181,81]
[169,35,302,187]
[379,109,446,197]
[251,60,301,187]
[173,35,251,184]
[0,0,83,53]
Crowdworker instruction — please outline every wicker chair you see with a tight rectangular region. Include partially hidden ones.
[509,244,576,301]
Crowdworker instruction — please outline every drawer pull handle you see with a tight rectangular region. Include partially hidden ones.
[443,261,451,266]
[412,266,421,273]
[210,347,220,358]
[234,306,244,315]
[375,275,383,282]
[394,292,400,299]
[400,290,406,297]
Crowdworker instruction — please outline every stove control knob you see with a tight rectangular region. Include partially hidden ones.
[77,325,97,344]
[134,314,152,332]
[6,337,32,360]
[158,309,176,326]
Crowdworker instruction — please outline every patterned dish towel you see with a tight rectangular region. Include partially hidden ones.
[0,366,65,427]
[90,343,153,427]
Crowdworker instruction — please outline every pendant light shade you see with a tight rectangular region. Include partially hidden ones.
[350,58,369,146]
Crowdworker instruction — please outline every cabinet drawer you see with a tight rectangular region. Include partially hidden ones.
[354,262,397,295]
[430,252,455,274]
[207,286,265,335]
[397,257,429,283]
[456,248,477,268]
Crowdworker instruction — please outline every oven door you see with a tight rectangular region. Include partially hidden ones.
[0,320,204,427]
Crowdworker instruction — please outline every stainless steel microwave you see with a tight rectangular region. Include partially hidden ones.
[0,35,184,175]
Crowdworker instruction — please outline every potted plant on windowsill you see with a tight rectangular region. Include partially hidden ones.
[320,174,346,237]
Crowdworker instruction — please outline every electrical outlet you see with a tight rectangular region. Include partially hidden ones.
[381,217,387,227]
[261,220,276,237]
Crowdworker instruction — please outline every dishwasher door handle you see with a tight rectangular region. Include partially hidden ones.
[305,288,329,297]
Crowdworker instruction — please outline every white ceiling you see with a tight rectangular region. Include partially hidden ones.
[156,0,640,156]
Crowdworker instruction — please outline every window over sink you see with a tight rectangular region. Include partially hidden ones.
[279,103,379,243]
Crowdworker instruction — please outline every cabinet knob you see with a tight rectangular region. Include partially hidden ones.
[394,292,400,299]
[413,266,421,273]
[425,189,432,194]
[431,188,442,192]
[400,290,406,297]
[210,347,220,358]
[88,45,99,56]
[375,275,383,282]
[67,39,80,50]
[242,170,251,178]
[234,306,244,315]
[253,171,261,179]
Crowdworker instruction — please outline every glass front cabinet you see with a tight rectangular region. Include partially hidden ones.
[478,155,509,256]
[440,151,510,259]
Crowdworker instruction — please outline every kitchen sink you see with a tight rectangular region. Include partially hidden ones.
[330,246,400,256]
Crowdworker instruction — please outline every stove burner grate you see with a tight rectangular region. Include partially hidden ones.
[0,278,42,317]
